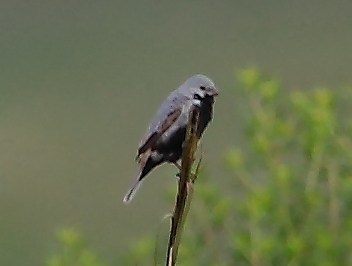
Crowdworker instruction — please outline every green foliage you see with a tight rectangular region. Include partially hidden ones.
[46,229,105,266]
[227,68,352,266]
[48,69,352,265]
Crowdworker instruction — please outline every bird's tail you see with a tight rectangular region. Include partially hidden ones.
[123,175,144,204]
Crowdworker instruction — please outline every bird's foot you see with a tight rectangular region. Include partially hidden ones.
[173,162,182,171]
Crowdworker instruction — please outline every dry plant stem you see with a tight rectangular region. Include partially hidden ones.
[154,215,171,266]
[172,156,202,262]
[166,108,200,266]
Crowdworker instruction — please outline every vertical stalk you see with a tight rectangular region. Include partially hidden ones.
[166,108,200,266]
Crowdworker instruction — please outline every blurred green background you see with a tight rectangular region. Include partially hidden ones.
[1,1,352,265]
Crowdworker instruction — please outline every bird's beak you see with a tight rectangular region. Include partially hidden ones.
[209,87,219,96]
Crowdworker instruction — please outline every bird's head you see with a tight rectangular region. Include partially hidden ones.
[182,74,218,106]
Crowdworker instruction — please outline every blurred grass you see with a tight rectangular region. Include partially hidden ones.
[1,1,352,266]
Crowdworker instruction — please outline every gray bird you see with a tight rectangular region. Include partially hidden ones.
[123,74,218,203]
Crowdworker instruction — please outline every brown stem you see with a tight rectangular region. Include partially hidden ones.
[165,107,200,266]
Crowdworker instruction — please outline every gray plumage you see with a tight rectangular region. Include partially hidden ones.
[123,74,218,203]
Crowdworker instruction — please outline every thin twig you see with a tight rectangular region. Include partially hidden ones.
[166,107,201,266]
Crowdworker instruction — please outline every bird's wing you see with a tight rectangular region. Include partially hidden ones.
[135,89,189,160]
[136,107,182,159]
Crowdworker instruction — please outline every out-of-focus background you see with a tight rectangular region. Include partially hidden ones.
[1,1,352,265]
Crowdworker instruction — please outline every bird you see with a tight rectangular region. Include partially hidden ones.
[123,74,218,203]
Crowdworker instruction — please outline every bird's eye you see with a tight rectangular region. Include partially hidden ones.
[194,94,202,100]
[200,86,206,90]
